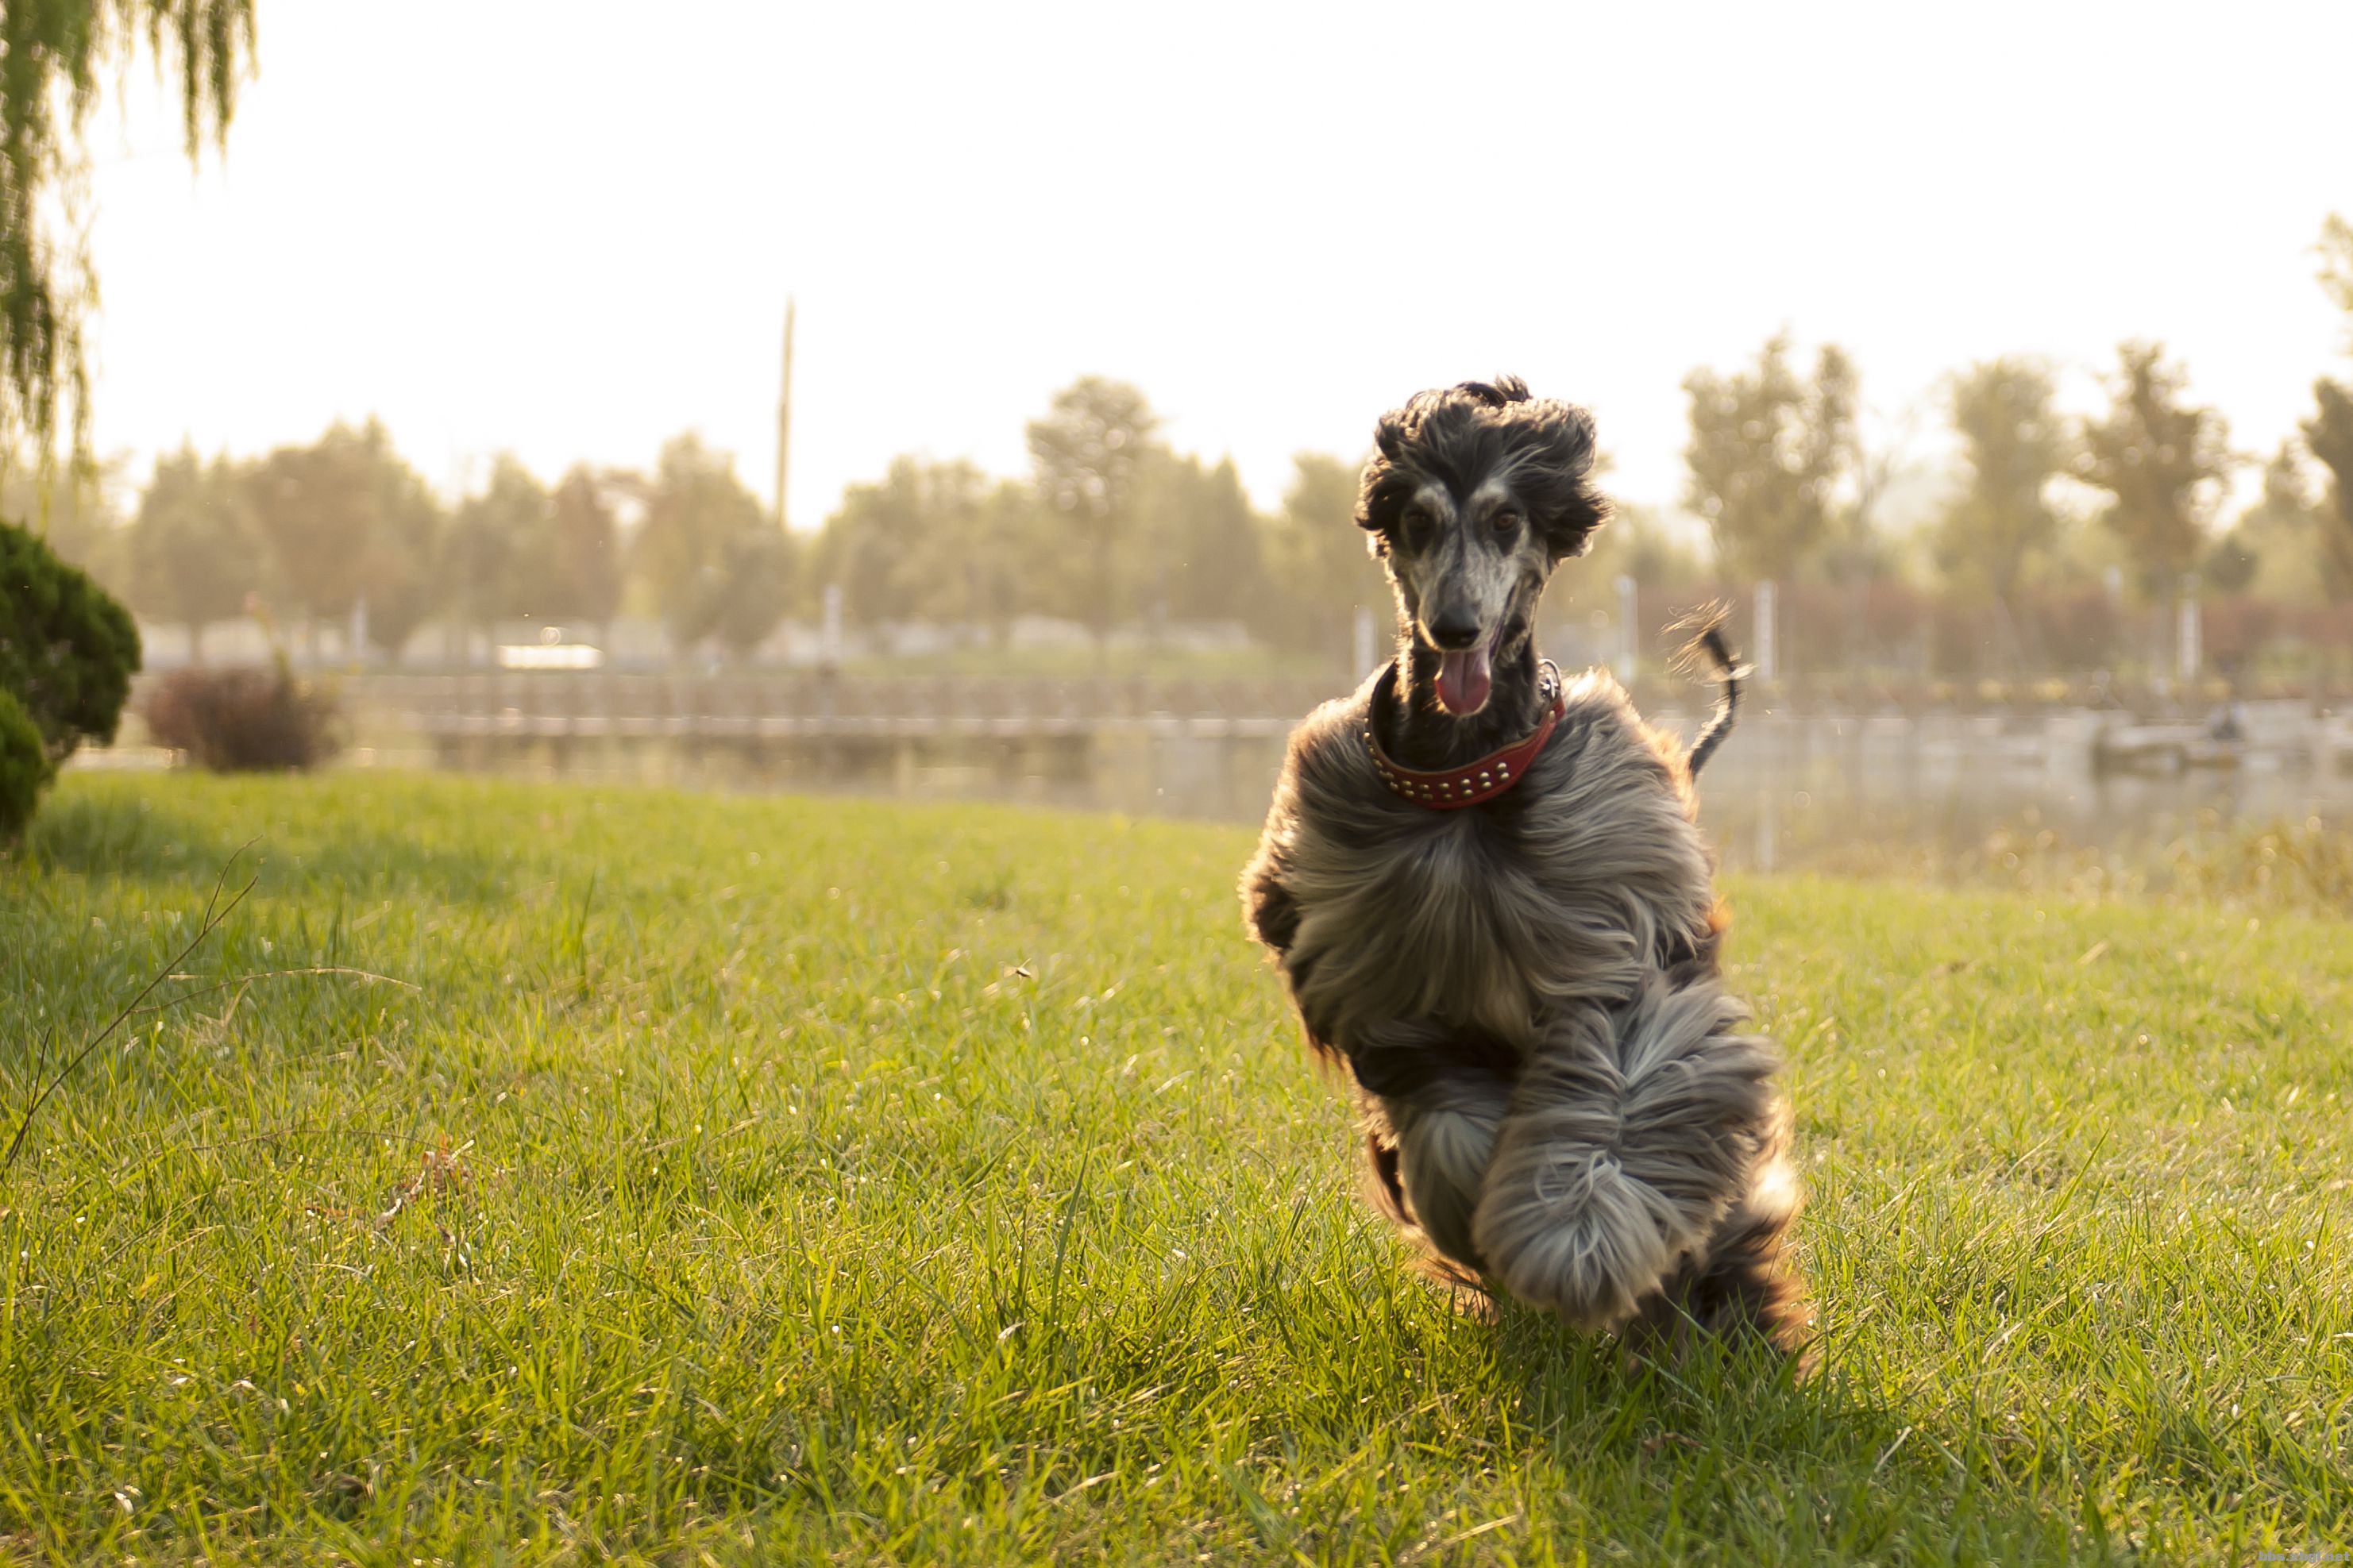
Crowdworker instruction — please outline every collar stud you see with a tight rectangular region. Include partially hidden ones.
[1364,662,1564,811]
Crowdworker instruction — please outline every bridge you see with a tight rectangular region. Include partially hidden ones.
[282,673,2353,782]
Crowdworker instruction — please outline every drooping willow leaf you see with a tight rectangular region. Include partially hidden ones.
[1,1,256,478]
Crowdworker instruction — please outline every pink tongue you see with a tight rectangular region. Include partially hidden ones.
[1436,645,1492,715]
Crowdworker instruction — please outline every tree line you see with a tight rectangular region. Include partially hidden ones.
[16,214,2353,680]
[1634,213,2353,680]
[13,380,1399,668]
[21,427,789,664]
[793,212,2353,683]
[804,376,1379,661]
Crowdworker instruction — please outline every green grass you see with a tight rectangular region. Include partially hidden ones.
[0,772,2347,1565]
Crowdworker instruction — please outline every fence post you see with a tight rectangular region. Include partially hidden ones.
[1615,574,1637,684]
[821,584,843,673]
[2176,573,2201,687]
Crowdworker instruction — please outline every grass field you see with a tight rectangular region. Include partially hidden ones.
[1,772,2348,1564]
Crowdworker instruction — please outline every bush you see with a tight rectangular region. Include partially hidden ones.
[0,519,142,760]
[0,687,49,842]
[141,664,345,772]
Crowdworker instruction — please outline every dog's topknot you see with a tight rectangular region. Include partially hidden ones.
[1452,375,1532,407]
[1357,376,1609,561]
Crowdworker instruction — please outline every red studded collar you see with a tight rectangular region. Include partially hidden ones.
[1364,662,1564,811]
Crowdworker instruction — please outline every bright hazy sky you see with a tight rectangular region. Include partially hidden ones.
[84,1,2353,530]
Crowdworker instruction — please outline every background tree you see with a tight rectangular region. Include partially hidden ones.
[536,465,625,641]
[635,434,766,649]
[2,2,254,472]
[1026,377,1162,644]
[1251,452,1382,662]
[1681,335,1857,582]
[2,457,131,586]
[811,456,986,630]
[2307,218,2353,618]
[806,458,1053,646]
[907,464,1041,639]
[1136,452,1263,629]
[356,441,444,661]
[127,445,260,660]
[439,455,542,661]
[1549,492,1715,671]
[2074,341,2235,601]
[1932,358,2068,666]
[2320,212,2353,349]
[2206,441,2321,600]
[2309,383,2353,602]
[1572,495,1708,597]
[687,526,794,661]
[962,481,1045,644]
[245,420,409,659]
[2201,523,2260,595]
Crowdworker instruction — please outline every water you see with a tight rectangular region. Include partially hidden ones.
[376,708,2353,876]
[1693,745,2348,876]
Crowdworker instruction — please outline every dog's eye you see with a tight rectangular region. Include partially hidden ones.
[1400,506,1432,533]
[1491,509,1522,534]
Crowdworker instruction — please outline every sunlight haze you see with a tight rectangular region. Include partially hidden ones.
[84,0,2353,527]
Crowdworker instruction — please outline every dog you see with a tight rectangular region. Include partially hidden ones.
[1239,376,1807,1355]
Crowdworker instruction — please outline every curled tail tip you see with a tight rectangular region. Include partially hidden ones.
[1668,602,1747,683]
[1672,602,1742,778]
[1694,628,1753,687]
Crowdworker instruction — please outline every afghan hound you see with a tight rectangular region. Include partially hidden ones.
[1239,376,1807,1354]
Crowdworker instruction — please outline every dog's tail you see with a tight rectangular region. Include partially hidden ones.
[1670,603,1745,778]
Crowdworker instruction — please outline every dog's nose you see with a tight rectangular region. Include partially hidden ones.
[1426,611,1483,651]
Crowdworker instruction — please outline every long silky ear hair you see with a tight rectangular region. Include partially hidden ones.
[1511,399,1610,563]
[1355,403,1433,552]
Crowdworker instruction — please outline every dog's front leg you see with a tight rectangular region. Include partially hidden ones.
[1472,980,1776,1330]
[1349,1020,1516,1272]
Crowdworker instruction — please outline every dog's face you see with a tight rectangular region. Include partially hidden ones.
[1357,378,1608,715]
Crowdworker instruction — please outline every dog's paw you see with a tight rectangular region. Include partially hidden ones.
[1387,1090,1507,1272]
[1471,1138,1683,1329]
[1472,980,1778,1329]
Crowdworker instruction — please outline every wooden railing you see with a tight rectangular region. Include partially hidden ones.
[338,672,1348,744]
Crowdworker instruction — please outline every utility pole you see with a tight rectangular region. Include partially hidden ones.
[773,296,796,530]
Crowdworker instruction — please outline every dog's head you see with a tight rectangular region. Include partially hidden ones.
[1356,376,1607,715]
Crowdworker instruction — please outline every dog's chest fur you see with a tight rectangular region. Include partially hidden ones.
[1250,668,1718,1059]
